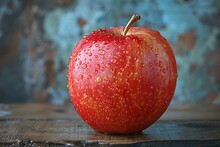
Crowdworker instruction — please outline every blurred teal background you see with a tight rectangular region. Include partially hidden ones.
[0,0,220,104]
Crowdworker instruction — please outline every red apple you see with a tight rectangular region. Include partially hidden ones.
[67,14,177,134]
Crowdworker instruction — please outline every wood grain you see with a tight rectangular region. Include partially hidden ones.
[0,104,220,146]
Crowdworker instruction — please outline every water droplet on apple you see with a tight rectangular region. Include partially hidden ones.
[111,58,117,63]
[125,36,130,41]
[103,40,109,45]
[98,50,106,55]
[83,35,86,39]
[74,79,79,84]
[88,52,92,56]
[104,76,108,81]
[105,63,111,67]
[106,46,111,50]
[124,50,129,54]
[94,70,98,74]
[95,44,99,47]
[159,61,163,68]
[82,63,87,69]
[119,59,124,63]
[95,55,98,58]
[96,77,102,83]
[116,52,120,55]
[88,44,92,48]
[132,38,136,42]
[88,75,92,79]
[162,68,166,73]
[96,64,100,69]
[80,74,84,80]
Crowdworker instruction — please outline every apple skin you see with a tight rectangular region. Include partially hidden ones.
[67,26,177,134]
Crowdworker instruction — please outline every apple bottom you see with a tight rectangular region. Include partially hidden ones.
[73,98,170,134]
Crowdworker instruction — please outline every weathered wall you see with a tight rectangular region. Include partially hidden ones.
[0,0,220,104]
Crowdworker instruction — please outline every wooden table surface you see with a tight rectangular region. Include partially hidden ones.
[0,103,220,146]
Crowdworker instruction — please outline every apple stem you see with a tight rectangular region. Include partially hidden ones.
[123,14,141,36]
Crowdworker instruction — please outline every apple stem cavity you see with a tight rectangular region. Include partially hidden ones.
[123,14,141,36]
